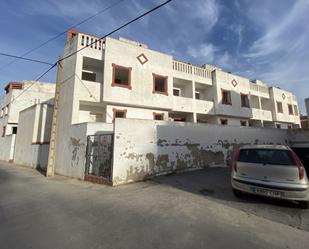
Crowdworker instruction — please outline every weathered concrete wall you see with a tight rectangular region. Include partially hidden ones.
[55,122,113,179]
[14,103,53,170]
[0,135,15,161]
[112,118,288,185]
[288,129,309,147]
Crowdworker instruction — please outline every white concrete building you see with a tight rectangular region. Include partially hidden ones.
[58,29,300,128]
[52,29,301,183]
[0,81,55,162]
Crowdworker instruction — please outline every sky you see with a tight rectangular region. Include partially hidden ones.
[0,0,308,113]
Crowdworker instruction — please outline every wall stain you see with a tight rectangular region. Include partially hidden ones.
[70,137,85,168]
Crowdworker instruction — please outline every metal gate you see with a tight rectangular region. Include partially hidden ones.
[85,134,113,183]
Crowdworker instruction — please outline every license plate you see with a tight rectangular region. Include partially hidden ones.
[250,187,284,198]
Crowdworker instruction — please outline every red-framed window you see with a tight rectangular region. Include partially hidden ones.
[112,108,127,122]
[221,89,232,105]
[111,64,132,89]
[152,73,168,95]
[153,112,164,120]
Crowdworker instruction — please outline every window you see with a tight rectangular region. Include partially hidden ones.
[82,72,96,82]
[238,149,294,165]
[221,90,231,105]
[12,127,17,134]
[277,102,283,113]
[288,104,294,115]
[153,73,168,95]
[240,120,247,126]
[112,108,127,122]
[2,126,6,137]
[220,119,228,125]
[240,94,250,108]
[173,88,181,96]
[195,91,200,100]
[288,125,292,129]
[276,124,281,129]
[153,112,164,120]
[112,64,132,89]
[294,105,298,116]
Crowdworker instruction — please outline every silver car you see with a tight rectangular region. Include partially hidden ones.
[231,145,309,209]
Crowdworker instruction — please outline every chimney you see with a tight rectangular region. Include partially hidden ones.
[67,28,78,41]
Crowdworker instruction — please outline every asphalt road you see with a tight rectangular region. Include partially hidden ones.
[0,161,308,249]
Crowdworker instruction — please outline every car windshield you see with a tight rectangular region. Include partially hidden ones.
[238,149,295,165]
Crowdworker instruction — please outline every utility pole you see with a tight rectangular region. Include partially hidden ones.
[46,60,62,177]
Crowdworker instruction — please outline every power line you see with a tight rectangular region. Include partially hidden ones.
[7,0,173,106]
[9,63,57,105]
[60,0,172,62]
[0,0,126,72]
[0,52,54,66]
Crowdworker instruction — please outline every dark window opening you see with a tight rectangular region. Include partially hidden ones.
[277,102,283,113]
[115,67,129,85]
[12,127,17,134]
[153,113,164,120]
[240,121,247,126]
[115,111,126,118]
[221,119,228,125]
[82,72,96,82]
[195,91,201,100]
[241,94,250,108]
[222,90,232,105]
[276,124,281,129]
[2,126,6,137]
[153,74,167,95]
[173,88,180,96]
[288,104,294,115]
[112,64,131,89]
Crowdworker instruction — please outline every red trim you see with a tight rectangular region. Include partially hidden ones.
[152,73,168,96]
[137,53,148,65]
[153,112,164,120]
[221,89,232,105]
[111,63,132,90]
[84,175,112,185]
[112,108,127,122]
[240,93,250,108]
[32,141,50,145]
[4,82,22,94]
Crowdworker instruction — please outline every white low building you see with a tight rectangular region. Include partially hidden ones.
[0,80,55,162]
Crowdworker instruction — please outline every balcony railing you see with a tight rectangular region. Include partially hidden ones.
[250,82,269,94]
[172,60,212,79]
[252,108,273,121]
[173,96,214,114]
[80,34,105,51]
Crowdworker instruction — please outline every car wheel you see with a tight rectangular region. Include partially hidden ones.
[233,188,243,198]
[299,201,309,209]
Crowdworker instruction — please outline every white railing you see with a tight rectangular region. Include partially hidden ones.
[80,34,105,51]
[173,60,212,79]
[250,83,269,95]
[252,108,273,121]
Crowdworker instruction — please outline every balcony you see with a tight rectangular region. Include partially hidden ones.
[172,60,212,85]
[250,82,270,98]
[252,108,273,121]
[173,96,214,115]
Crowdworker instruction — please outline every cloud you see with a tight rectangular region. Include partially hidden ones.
[187,43,218,62]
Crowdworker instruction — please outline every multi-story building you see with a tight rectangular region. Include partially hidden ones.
[52,28,301,181]
[0,80,55,161]
[59,29,300,128]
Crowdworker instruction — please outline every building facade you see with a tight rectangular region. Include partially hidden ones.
[60,29,300,128]
[0,81,55,162]
[51,29,301,182]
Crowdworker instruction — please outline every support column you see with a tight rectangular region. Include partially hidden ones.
[46,60,62,177]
